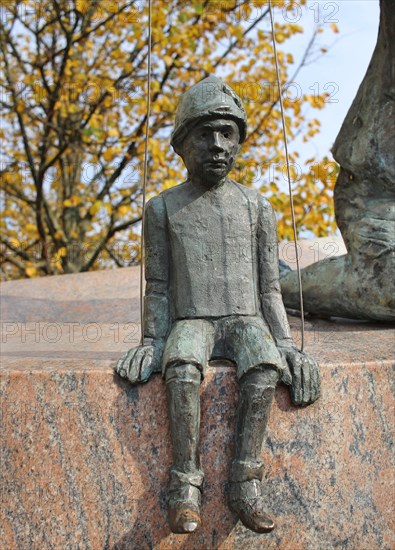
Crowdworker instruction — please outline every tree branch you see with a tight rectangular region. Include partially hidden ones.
[82,215,141,271]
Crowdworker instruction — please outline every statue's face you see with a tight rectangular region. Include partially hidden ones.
[180,118,240,186]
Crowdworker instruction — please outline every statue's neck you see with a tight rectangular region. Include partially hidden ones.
[188,175,228,193]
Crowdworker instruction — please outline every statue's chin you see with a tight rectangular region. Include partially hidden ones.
[203,165,230,184]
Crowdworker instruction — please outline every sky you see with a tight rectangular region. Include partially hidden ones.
[284,0,380,162]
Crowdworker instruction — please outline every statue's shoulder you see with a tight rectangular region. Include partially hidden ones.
[258,194,274,212]
[150,181,190,207]
[146,182,187,213]
[145,192,170,224]
[145,193,164,213]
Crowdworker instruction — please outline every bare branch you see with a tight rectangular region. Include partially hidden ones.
[82,216,141,271]
[0,235,34,263]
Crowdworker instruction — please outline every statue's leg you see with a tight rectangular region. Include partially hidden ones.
[280,254,354,318]
[165,362,203,534]
[280,222,395,322]
[229,365,279,533]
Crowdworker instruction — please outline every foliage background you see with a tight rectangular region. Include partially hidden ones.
[0,0,339,279]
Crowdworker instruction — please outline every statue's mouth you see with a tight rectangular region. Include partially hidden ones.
[205,159,227,166]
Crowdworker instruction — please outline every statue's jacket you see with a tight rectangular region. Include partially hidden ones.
[143,178,293,382]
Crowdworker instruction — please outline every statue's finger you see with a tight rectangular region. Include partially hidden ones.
[311,362,321,402]
[301,357,311,406]
[116,348,137,379]
[115,352,127,375]
[131,348,147,383]
[291,360,302,405]
[115,355,126,377]
[307,358,319,400]
[308,360,317,404]
[120,349,143,384]
[140,348,154,383]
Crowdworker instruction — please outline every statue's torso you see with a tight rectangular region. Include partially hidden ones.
[162,180,260,319]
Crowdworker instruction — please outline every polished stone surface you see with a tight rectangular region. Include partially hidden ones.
[1,257,394,549]
[1,361,394,549]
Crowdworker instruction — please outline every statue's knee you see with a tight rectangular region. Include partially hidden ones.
[240,365,279,392]
[165,362,201,385]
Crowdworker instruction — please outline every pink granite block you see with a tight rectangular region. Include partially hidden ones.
[1,360,394,549]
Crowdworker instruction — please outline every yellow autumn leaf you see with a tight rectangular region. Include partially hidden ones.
[2,209,15,217]
[290,24,303,34]
[75,0,89,13]
[25,266,37,277]
[89,200,102,215]
[105,1,119,14]
[57,247,67,257]
[103,96,113,108]
[63,196,83,207]
[118,205,129,216]
[25,223,37,233]
[4,172,22,184]
[103,147,122,161]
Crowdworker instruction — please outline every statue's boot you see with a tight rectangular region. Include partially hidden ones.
[166,363,203,534]
[229,367,279,533]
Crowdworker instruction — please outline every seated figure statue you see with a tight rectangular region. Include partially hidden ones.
[116,76,320,534]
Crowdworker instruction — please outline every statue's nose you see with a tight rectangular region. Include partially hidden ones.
[209,132,225,152]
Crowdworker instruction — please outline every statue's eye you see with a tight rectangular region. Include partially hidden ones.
[223,132,230,139]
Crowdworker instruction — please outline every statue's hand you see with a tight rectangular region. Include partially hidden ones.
[278,346,320,407]
[115,340,163,385]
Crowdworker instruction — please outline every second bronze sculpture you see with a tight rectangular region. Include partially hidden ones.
[116,76,320,534]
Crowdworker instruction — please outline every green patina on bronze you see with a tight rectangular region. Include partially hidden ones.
[116,75,320,535]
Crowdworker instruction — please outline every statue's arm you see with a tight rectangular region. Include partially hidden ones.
[257,196,294,348]
[143,195,171,346]
[116,195,171,384]
[257,196,320,405]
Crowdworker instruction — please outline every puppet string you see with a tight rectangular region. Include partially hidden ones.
[139,0,152,346]
[268,0,305,351]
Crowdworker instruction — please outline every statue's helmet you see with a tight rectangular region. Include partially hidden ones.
[171,75,247,155]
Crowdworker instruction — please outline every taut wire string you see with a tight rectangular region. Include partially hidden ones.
[268,0,305,350]
[139,0,152,346]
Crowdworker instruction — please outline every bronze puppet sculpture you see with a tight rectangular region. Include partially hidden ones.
[116,76,320,534]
